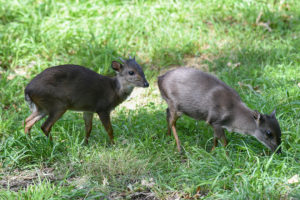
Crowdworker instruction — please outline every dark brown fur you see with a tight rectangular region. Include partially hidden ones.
[24,58,149,143]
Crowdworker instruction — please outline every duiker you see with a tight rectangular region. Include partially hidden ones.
[158,67,281,153]
[24,57,149,143]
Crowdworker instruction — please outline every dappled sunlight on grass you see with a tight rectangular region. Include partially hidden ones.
[1,0,300,199]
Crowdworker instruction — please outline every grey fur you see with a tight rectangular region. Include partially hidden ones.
[158,67,282,153]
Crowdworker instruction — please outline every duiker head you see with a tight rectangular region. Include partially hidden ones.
[111,57,149,88]
[253,110,282,153]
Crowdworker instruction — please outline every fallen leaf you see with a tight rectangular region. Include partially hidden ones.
[287,174,299,184]
[141,178,155,188]
[102,176,109,186]
[7,74,15,80]
[227,62,240,69]
[127,183,133,191]
[255,10,272,32]
[238,82,261,93]
[253,85,260,90]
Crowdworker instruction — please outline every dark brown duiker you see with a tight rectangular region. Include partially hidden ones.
[24,57,149,143]
[158,67,281,153]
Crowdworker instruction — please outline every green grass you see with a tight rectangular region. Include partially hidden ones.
[1,0,300,199]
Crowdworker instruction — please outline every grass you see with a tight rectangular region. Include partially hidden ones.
[1,0,300,199]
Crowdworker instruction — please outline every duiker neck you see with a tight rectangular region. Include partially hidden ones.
[114,75,134,99]
[224,103,257,136]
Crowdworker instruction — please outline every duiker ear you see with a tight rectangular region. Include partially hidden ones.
[253,110,264,124]
[128,55,135,60]
[111,61,123,72]
[118,57,125,63]
[253,110,260,120]
[270,109,276,118]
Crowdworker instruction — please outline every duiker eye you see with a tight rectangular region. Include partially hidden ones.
[266,130,272,137]
[128,71,134,75]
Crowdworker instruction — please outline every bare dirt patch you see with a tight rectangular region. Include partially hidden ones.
[109,190,158,200]
[106,178,158,200]
[159,55,211,75]
[118,87,152,110]
[0,168,56,191]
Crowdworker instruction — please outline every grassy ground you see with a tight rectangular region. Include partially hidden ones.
[1,0,300,199]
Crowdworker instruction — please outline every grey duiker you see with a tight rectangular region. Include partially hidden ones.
[158,67,281,153]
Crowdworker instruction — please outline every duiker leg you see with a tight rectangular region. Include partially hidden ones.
[41,109,66,140]
[168,109,181,152]
[83,112,93,144]
[211,125,227,151]
[98,112,114,144]
[166,108,171,136]
[25,111,39,124]
[25,111,46,136]
[25,98,40,124]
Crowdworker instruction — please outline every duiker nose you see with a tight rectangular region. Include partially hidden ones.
[143,81,149,88]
